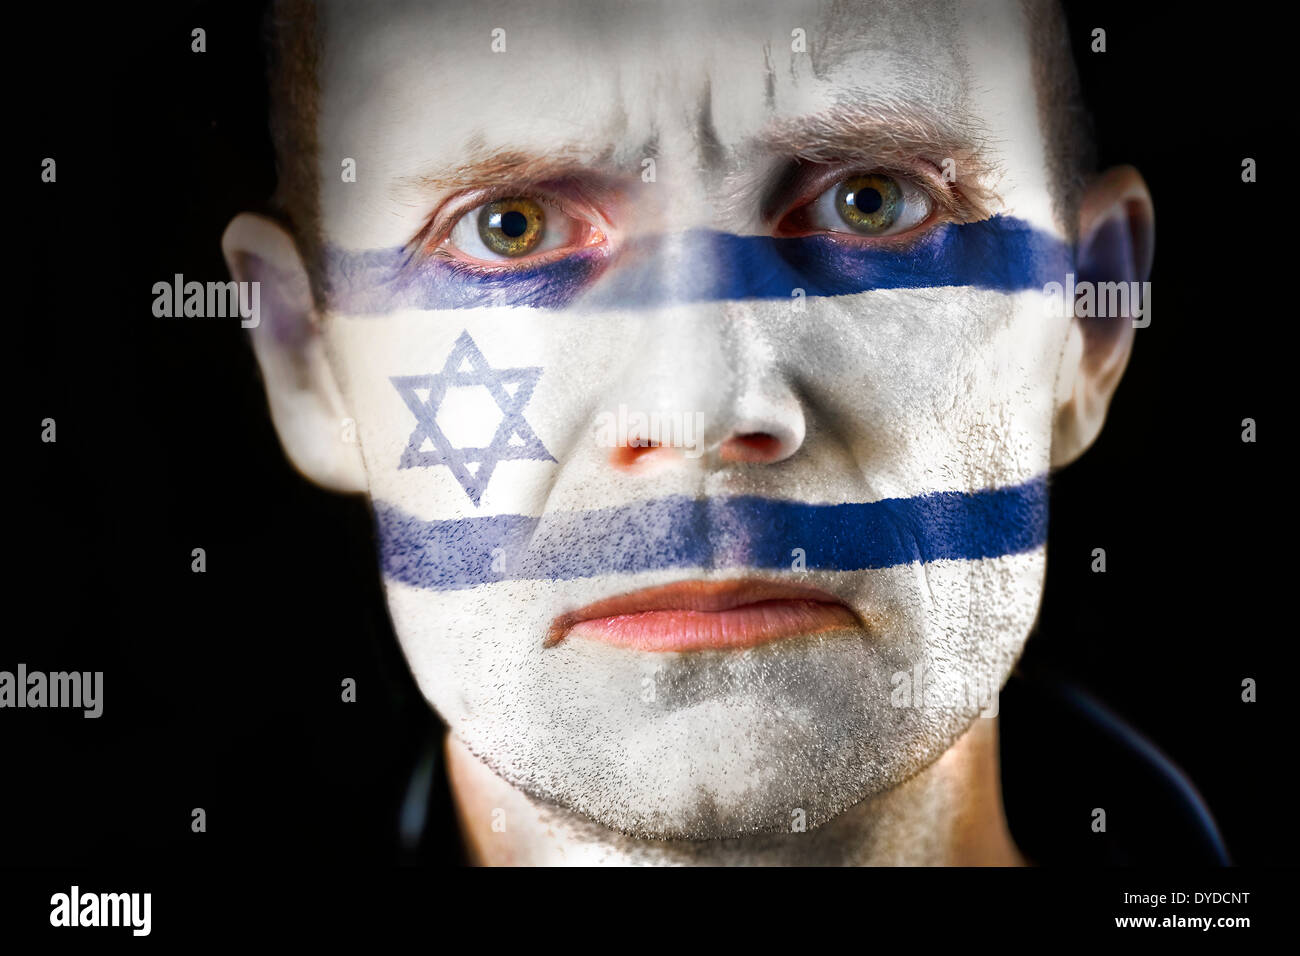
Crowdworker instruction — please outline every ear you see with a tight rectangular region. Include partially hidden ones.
[221,213,367,493]
[1051,165,1155,467]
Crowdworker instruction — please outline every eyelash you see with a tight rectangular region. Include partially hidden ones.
[416,186,608,268]
[416,164,972,270]
[772,161,974,239]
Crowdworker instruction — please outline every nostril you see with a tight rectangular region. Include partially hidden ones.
[719,432,784,464]
[610,432,793,467]
[609,441,664,469]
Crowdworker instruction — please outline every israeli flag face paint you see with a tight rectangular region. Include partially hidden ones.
[314,0,1078,838]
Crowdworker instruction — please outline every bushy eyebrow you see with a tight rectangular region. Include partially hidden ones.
[393,100,1000,225]
[757,98,994,173]
[392,146,631,251]
[393,146,635,199]
[749,98,1001,219]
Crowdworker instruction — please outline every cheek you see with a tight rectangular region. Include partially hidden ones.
[790,288,1066,493]
[324,288,1067,549]
[326,307,604,517]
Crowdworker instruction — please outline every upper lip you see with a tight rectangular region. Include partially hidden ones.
[544,578,856,647]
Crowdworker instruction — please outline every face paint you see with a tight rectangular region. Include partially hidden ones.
[325,216,1071,313]
[315,0,1072,839]
[374,476,1047,590]
[390,331,554,506]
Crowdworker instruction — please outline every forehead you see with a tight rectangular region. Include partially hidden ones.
[323,1,977,122]
[316,0,1053,241]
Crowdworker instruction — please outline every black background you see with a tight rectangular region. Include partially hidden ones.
[8,0,1289,876]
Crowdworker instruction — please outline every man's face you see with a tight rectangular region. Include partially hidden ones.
[313,0,1070,838]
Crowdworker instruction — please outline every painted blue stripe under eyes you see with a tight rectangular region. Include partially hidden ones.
[373,475,1047,592]
[326,216,1072,313]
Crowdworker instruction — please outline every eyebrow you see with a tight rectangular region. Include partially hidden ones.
[393,146,635,199]
[750,99,1000,218]
[758,97,992,169]
[393,100,1000,223]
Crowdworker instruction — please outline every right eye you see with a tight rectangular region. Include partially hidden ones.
[445,195,607,264]
[772,169,939,240]
[804,173,933,237]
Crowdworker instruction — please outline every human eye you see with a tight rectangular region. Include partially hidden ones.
[439,194,608,266]
[774,169,939,240]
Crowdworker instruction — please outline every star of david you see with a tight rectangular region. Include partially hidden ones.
[390,331,554,506]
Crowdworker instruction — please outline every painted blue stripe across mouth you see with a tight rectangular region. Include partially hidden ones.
[373,474,1048,591]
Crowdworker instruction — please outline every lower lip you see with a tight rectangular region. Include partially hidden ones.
[567,599,859,652]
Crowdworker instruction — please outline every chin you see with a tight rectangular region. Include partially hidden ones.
[391,550,1043,839]
[435,628,996,840]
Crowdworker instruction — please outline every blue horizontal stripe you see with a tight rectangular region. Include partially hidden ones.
[327,216,1071,313]
[373,475,1048,591]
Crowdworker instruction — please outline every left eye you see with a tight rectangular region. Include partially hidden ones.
[446,196,603,262]
[803,173,933,237]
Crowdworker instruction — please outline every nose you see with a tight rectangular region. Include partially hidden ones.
[611,407,803,468]
[578,230,807,471]
[598,299,806,471]
[573,226,808,471]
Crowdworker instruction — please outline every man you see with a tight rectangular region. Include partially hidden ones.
[223,0,1162,864]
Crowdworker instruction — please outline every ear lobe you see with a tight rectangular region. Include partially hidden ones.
[221,213,367,493]
[1051,165,1155,467]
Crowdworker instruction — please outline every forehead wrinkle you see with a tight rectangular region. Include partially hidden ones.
[386,64,650,203]
[694,79,726,171]
[762,42,777,111]
[773,0,973,141]
[808,0,965,82]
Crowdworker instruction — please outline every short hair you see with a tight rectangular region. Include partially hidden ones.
[1022,0,1096,236]
[264,0,325,306]
[262,0,1094,306]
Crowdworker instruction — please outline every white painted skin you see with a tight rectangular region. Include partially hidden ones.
[228,0,1146,856]
[316,0,1060,839]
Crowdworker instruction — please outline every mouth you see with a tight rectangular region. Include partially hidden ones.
[545,578,861,652]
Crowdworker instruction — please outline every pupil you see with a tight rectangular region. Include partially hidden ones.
[500,210,528,238]
[851,187,883,214]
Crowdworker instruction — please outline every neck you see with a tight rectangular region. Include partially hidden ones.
[445,717,1023,866]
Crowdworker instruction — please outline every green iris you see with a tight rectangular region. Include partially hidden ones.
[478,197,546,257]
[835,174,903,234]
